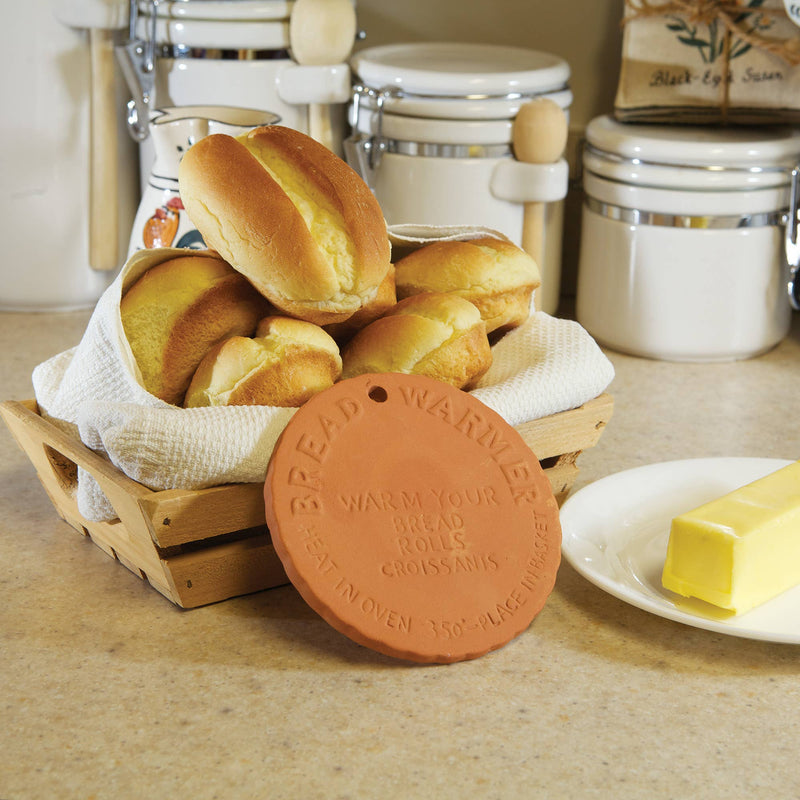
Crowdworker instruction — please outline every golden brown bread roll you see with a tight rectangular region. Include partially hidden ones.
[184,316,342,408]
[341,292,492,390]
[394,237,541,334]
[120,252,270,405]
[323,264,397,343]
[177,125,392,326]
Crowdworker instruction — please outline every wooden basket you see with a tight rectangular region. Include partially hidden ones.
[1,394,613,608]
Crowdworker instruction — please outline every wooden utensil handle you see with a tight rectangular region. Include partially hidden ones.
[308,103,334,151]
[521,201,546,268]
[89,28,119,271]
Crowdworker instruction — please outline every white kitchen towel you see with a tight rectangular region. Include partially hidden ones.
[32,228,614,522]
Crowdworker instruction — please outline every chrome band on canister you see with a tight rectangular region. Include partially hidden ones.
[584,196,787,230]
[156,44,290,60]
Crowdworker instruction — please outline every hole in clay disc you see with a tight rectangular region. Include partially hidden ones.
[368,385,388,403]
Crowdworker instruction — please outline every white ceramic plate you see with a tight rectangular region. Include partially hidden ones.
[560,457,800,644]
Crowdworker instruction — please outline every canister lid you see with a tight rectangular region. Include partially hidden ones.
[352,42,570,98]
[584,115,800,192]
[586,115,800,169]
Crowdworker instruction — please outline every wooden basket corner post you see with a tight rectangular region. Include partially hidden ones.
[516,393,613,504]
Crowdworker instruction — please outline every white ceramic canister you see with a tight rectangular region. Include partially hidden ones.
[346,42,572,315]
[576,116,800,362]
[127,0,354,183]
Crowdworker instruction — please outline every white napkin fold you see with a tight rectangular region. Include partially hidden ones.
[32,227,614,522]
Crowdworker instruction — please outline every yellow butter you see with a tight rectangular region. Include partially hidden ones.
[662,461,800,614]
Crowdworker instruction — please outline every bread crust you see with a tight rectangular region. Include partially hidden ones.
[323,264,397,343]
[184,315,342,408]
[395,237,540,334]
[120,253,270,405]
[178,126,392,325]
[341,292,492,389]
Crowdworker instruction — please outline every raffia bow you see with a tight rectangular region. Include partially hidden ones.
[623,0,800,119]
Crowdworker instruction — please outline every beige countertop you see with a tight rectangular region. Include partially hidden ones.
[2,306,799,800]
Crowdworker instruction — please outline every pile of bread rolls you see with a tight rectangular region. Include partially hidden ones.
[120,126,541,408]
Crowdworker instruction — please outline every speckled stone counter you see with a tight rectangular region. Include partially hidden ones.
[2,307,799,800]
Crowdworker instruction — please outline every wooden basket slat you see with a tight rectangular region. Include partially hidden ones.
[139,484,269,549]
[515,394,613,459]
[1,399,290,607]
[164,534,288,608]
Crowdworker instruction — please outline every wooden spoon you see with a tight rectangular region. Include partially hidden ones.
[512,98,568,304]
[289,0,357,151]
[88,27,120,271]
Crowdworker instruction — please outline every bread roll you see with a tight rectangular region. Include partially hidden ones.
[177,125,392,326]
[120,253,270,405]
[341,292,492,390]
[184,316,342,408]
[394,237,540,334]
[323,264,397,343]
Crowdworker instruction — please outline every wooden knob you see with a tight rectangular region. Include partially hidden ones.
[289,0,357,66]
[513,98,568,166]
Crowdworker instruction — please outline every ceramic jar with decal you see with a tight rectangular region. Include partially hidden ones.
[129,0,355,184]
[127,105,279,255]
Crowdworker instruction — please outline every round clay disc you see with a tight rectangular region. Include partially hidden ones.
[264,373,561,663]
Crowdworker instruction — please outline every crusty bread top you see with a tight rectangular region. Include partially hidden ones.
[184,316,342,408]
[341,292,489,381]
[394,237,541,298]
[177,126,392,325]
[323,263,397,343]
[120,253,269,405]
[254,315,343,356]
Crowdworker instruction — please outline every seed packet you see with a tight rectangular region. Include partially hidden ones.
[614,0,800,124]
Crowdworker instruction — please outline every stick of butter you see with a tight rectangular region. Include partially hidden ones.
[662,460,800,614]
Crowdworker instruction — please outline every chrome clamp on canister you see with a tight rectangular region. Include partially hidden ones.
[344,83,520,188]
[344,84,396,189]
[116,0,157,141]
[785,165,800,311]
